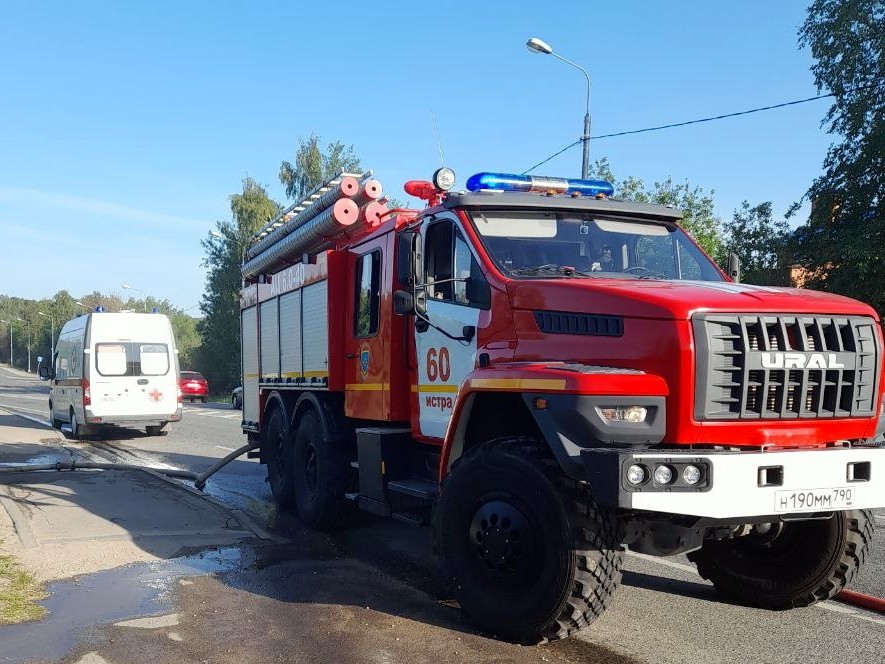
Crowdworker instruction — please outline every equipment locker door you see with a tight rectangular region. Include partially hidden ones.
[413,217,490,439]
[345,241,389,419]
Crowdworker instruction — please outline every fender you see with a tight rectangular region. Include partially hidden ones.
[440,362,669,482]
[292,391,348,443]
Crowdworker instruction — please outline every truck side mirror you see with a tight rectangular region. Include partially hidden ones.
[39,365,54,380]
[727,252,741,283]
[396,231,424,286]
[394,290,414,315]
[394,289,428,317]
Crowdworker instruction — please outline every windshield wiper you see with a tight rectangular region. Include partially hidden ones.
[510,264,597,278]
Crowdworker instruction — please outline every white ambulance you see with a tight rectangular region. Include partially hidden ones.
[42,311,182,438]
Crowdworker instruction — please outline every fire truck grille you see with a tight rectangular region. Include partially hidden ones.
[693,314,880,421]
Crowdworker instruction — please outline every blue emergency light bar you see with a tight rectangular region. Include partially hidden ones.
[465,172,614,197]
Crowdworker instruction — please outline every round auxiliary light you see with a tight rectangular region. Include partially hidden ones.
[653,465,674,485]
[626,464,647,486]
[432,167,456,191]
[683,465,702,485]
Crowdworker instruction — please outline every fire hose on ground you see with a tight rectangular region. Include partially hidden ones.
[0,440,260,491]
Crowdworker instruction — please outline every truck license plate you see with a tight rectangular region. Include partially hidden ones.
[774,487,855,513]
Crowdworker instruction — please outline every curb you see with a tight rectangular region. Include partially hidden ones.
[835,589,885,614]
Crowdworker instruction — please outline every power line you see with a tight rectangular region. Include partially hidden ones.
[522,84,883,175]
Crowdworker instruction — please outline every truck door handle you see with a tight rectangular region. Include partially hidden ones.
[137,379,149,385]
[346,353,357,358]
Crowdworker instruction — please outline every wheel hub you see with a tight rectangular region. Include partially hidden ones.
[469,500,537,589]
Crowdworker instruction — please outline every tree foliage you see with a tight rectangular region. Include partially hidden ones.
[279,134,362,200]
[588,158,724,260]
[792,0,885,313]
[196,178,281,392]
[721,201,791,284]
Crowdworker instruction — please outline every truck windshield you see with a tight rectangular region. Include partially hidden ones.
[469,211,725,281]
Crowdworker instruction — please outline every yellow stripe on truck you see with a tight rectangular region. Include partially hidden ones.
[469,378,567,391]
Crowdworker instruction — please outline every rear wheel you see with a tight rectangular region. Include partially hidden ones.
[63,409,82,440]
[265,406,296,510]
[688,509,874,608]
[291,409,354,530]
[435,438,624,643]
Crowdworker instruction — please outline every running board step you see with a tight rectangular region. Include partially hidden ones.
[386,478,438,501]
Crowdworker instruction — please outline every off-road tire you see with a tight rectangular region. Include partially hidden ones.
[291,409,354,530]
[265,405,297,510]
[435,437,624,644]
[688,509,874,608]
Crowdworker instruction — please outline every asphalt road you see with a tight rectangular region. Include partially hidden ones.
[2,365,885,664]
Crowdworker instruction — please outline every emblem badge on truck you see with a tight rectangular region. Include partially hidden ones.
[359,343,370,378]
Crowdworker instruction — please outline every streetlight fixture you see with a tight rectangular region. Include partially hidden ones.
[38,311,55,361]
[526,36,592,179]
[121,283,148,312]
[0,318,11,368]
[15,316,31,373]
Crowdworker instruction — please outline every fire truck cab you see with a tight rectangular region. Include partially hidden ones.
[240,170,885,643]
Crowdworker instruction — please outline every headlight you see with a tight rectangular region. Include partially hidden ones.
[596,406,648,423]
[626,464,648,485]
[683,465,702,485]
[653,465,674,485]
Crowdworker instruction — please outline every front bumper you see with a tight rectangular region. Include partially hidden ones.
[583,445,885,519]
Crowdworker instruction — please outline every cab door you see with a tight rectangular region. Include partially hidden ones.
[344,237,389,419]
[413,215,491,439]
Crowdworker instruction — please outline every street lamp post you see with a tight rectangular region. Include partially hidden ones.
[526,36,592,179]
[121,284,148,312]
[15,317,31,373]
[0,319,11,367]
[38,311,55,361]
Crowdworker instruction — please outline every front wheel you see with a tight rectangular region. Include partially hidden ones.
[688,509,874,608]
[435,438,624,644]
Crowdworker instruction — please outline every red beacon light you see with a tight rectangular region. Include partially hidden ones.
[404,167,456,206]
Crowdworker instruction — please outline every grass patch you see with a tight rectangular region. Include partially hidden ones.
[0,548,48,624]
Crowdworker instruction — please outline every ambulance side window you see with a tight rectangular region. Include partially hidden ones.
[354,250,381,337]
[425,220,490,309]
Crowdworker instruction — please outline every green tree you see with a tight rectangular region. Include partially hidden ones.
[279,134,362,200]
[721,201,791,284]
[589,158,724,259]
[792,0,885,313]
[197,178,281,392]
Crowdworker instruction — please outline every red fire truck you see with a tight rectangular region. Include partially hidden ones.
[239,169,885,643]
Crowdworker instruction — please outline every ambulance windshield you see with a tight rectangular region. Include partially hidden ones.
[469,211,725,281]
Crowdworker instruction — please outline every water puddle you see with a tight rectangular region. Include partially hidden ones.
[0,547,243,664]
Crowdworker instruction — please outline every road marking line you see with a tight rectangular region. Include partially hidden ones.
[0,405,52,428]
[0,403,50,417]
[215,446,237,452]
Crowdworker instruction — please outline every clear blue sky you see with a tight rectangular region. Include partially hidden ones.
[0,1,830,310]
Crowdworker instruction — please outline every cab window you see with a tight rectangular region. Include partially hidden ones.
[354,249,381,337]
[424,221,490,309]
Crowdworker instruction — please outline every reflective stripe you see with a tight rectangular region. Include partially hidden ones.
[469,378,567,391]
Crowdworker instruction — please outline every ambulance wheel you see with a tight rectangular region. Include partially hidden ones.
[265,406,297,510]
[688,509,874,608]
[435,438,624,644]
[292,409,353,530]
[63,409,82,440]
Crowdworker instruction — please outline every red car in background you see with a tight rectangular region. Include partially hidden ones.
[179,371,209,403]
